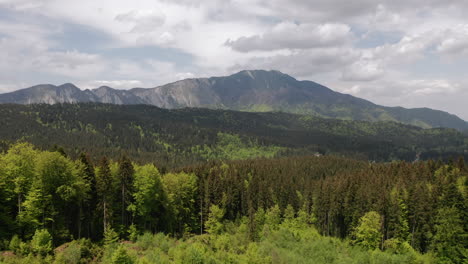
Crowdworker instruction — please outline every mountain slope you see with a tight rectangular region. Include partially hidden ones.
[0,70,467,130]
[0,83,98,104]
[0,103,466,166]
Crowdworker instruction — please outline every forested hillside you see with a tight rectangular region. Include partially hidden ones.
[0,103,467,168]
[0,143,466,263]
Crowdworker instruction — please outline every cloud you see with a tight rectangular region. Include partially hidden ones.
[338,77,468,120]
[436,24,468,56]
[231,48,359,78]
[0,0,467,119]
[33,50,107,78]
[341,60,384,82]
[79,80,144,90]
[115,10,166,33]
[226,22,353,52]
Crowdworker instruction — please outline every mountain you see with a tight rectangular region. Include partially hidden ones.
[0,103,466,166]
[0,83,98,104]
[1,70,467,130]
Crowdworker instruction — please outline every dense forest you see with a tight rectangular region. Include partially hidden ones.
[0,103,467,168]
[0,142,466,263]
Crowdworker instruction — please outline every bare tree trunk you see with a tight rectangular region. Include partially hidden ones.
[78,203,82,239]
[103,200,107,231]
[200,197,203,235]
[121,185,125,227]
[18,193,22,215]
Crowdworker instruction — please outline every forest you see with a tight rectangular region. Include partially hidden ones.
[0,142,466,263]
[0,103,467,168]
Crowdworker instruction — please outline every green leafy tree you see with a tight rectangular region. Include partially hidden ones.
[352,211,382,250]
[162,172,198,234]
[131,164,166,233]
[205,204,224,235]
[3,143,38,217]
[18,186,48,234]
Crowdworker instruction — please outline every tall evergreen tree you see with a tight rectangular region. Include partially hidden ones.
[117,155,134,231]
[96,157,114,234]
[78,153,97,239]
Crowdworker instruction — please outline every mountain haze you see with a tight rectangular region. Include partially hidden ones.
[0,70,467,130]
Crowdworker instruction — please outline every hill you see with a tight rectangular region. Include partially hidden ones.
[0,103,466,166]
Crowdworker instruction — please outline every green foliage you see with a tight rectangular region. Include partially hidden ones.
[431,207,467,263]
[117,155,134,231]
[194,132,284,161]
[0,141,466,263]
[111,244,134,264]
[53,241,82,264]
[205,204,225,235]
[162,172,198,234]
[104,227,119,246]
[0,103,466,166]
[30,229,52,256]
[264,205,281,230]
[0,211,439,264]
[9,235,21,254]
[387,188,410,242]
[129,164,165,236]
[352,211,382,251]
[127,225,138,243]
[383,238,414,254]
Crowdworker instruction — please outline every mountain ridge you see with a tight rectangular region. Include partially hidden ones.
[0,70,467,130]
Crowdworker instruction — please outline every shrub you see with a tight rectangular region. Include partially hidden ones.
[54,241,81,264]
[111,244,135,264]
[104,227,119,246]
[9,235,21,254]
[30,229,52,256]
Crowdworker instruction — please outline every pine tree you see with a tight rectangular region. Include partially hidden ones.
[96,157,114,234]
[117,155,134,230]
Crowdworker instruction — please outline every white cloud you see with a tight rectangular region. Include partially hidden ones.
[115,9,166,33]
[33,50,107,78]
[0,0,467,119]
[436,24,468,57]
[226,22,353,52]
[341,60,384,82]
[231,48,359,78]
[78,80,144,90]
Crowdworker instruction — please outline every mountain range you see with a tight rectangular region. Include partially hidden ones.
[0,70,467,130]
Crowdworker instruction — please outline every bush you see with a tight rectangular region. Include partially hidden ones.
[111,244,134,264]
[178,243,208,264]
[9,235,21,254]
[19,241,31,256]
[383,238,414,254]
[54,241,81,264]
[128,224,139,242]
[30,229,52,256]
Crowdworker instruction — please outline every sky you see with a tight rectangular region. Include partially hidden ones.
[0,0,467,120]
